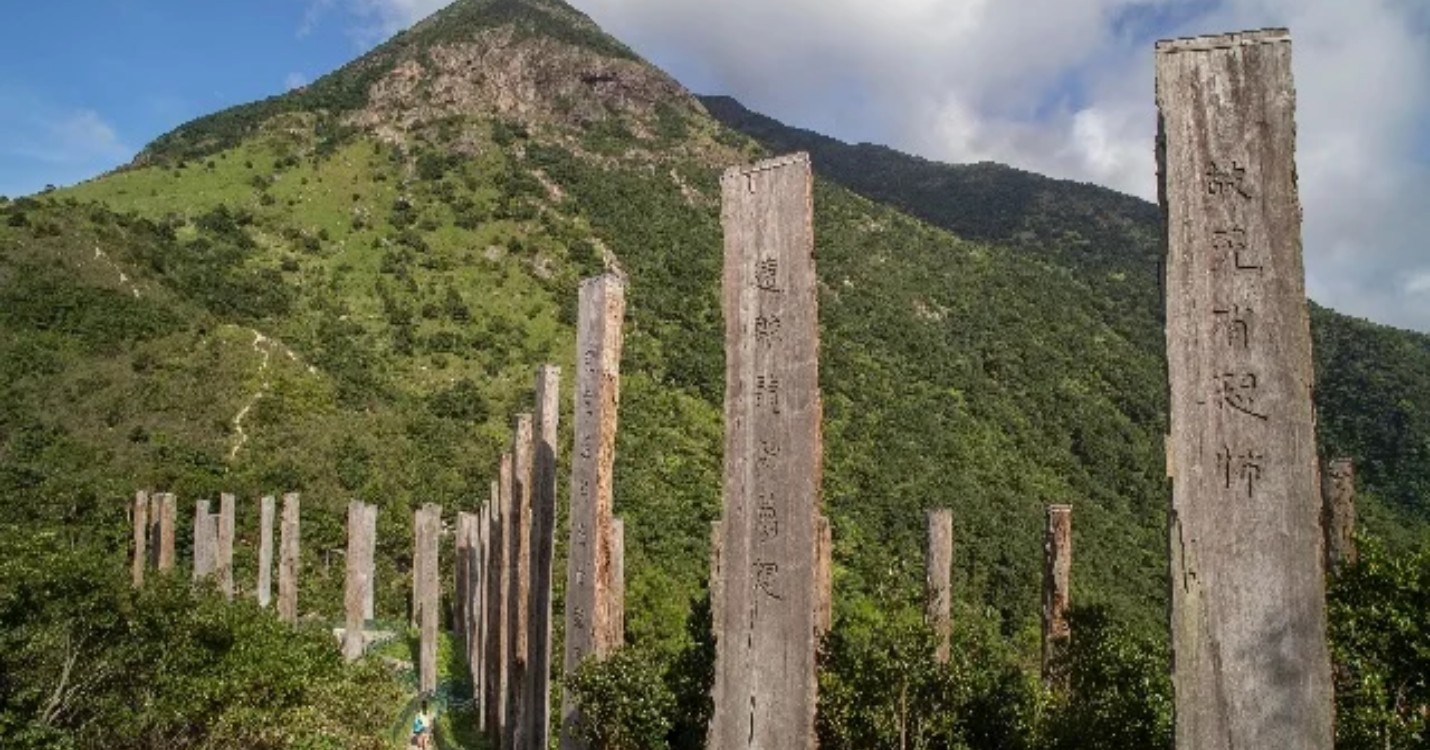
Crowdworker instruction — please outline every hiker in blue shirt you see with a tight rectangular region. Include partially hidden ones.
[412,699,432,749]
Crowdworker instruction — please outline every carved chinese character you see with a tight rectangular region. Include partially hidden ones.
[1212,304,1253,349]
[1213,371,1268,420]
[756,494,779,541]
[1217,445,1265,498]
[1210,226,1262,272]
[755,257,783,293]
[753,561,782,600]
[755,315,782,347]
[583,349,597,374]
[572,605,587,630]
[1206,160,1251,199]
[580,432,593,460]
[755,376,781,414]
[755,440,780,471]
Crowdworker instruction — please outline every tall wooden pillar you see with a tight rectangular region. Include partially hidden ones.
[1158,29,1332,749]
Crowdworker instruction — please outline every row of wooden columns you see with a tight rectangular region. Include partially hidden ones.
[131,492,301,622]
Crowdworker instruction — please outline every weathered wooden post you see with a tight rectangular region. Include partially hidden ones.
[278,492,300,623]
[562,273,626,750]
[1041,505,1072,682]
[1158,28,1333,749]
[456,511,473,660]
[506,414,534,750]
[257,495,275,608]
[527,366,561,750]
[344,501,368,661]
[193,500,216,582]
[482,482,501,737]
[1322,457,1357,573]
[491,461,512,741]
[709,152,826,750]
[474,503,489,729]
[132,490,150,588]
[156,492,176,573]
[926,509,953,665]
[217,493,235,600]
[416,503,441,694]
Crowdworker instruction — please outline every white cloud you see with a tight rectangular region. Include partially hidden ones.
[565,0,1430,332]
[0,91,133,196]
[285,72,309,90]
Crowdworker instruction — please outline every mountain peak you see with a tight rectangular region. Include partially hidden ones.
[136,0,697,165]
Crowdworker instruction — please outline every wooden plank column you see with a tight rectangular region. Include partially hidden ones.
[527,366,561,750]
[156,492,176,573]
[278,492,300,624]
[926,509,953,665]
[1041,505,1072,683]
[344,501,375,662]
[257,495,275,608]
[1322,457,1357,573]
[217,493,236,600]
[709,152,825,750]
[1157,28,1333,749]
[561,274,627,750]
[132,490,150,588]
[506,415,534,750]
[416,503,441,694]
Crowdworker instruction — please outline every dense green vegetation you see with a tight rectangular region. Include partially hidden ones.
[1,0,1427,746]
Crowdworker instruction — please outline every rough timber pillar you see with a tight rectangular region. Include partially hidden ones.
[344,501,374,662]
[278,492,300,624]
[474,503,490,729]
[456,511,473,659]
[257,495,275,608]
[483,478,506,738]
[156,492,176,573]
[132,491,149,588]
[561,273,626,750]
[491,460,512,741]
[709,152,824,750]
[506,415,534,750]
[925,509,953,665]
[527,366,561,750]
[1322,457,1357,573]
[416,503,441,694]
[217,493,235,600]
[1041,505,1072,682]
[193,500,216,582]
[1157,28,1333,749]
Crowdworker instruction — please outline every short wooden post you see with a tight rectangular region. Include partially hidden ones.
[193,500,216,582]
[926,509,953,665]
[132,490,149,588]
[257,495,275,608]
[217,493,235,599]
[278,492,300,623]
[156,492,176,573]
[1041,505,1072,682]
[1322,457,1357,573]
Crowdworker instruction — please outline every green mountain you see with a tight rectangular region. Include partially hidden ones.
[2,0,1426,744]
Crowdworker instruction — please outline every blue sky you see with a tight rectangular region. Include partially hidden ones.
[2,0,1428,332]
